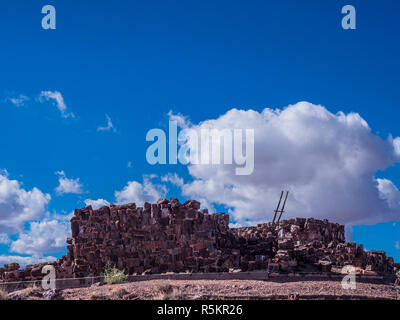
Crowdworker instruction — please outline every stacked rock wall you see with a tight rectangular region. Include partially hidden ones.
[66,199,233,276]
[0,198,398,283]
[58,199,398,276]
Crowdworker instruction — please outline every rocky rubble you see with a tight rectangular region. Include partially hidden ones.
[233,219,395,273]
[0,198,399,283]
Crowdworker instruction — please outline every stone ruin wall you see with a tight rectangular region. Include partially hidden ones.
[0,198,399,282]
[68,199,231,277]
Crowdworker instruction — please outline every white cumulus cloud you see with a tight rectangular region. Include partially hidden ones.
[84,198,110,209]
[115,176,167,206]
[170,102,400,226]
[392,137,400,159]
[10,218,70,255]
[55,171,84,195]
[0,171,50,233]
[376,178,400,210]
[0,255,57,268]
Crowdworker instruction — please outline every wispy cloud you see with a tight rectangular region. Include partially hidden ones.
[3,94,29,107]
[55,170,83,195]
[161,173,184,187]
[168,110,192,129]
[395,241,400,250]
[97,114,116,132]
[39,90,75,118]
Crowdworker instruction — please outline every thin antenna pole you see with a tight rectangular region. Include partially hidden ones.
[277,191,289,223]
[272,191,284,223]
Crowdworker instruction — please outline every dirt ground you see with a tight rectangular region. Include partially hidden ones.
[56,278,400,300]
[3,277,399,300]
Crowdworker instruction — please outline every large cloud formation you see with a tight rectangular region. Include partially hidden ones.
[171,102,400,226]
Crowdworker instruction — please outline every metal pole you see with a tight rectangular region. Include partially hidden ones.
[272,191,284,223]
[277,191,289,223]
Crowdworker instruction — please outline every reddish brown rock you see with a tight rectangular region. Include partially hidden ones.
[0,199,397,283]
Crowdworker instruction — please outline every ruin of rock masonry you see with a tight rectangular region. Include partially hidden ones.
[1,198,399,282]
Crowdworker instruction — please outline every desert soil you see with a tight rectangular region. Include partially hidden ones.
[55,278,400,300]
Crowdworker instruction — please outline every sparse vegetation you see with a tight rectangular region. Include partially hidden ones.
[102,262,128,285]
[5,284,43,300]
[157,282,174,294]
[110,287,128,300]
[395,271,400,287]
[89,292,107,300]
[153,282,186,300]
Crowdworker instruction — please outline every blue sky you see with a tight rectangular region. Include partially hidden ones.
[0,0,399,265]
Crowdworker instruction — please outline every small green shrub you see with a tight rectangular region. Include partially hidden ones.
[102,262,128,285]
[396,270,400,278]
